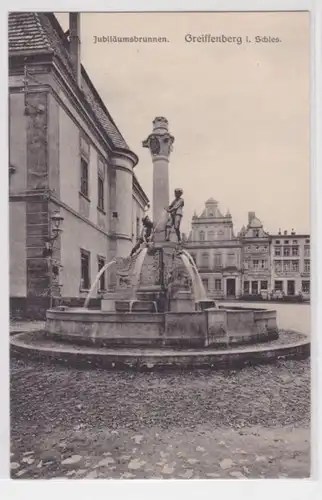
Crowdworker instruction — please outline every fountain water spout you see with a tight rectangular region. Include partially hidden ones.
[83,259,117,308]
[180,249,208,302]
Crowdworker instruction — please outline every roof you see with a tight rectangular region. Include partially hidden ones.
[205,197,217,204]
[248,217,262,228]
[270,234,310,239]
[133,172,149,205]
[8,12,131,153]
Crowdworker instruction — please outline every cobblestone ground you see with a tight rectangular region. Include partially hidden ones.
[10,358,310,480]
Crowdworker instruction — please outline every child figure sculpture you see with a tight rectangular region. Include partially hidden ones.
[130,214,154,257]
[165,188,184,243]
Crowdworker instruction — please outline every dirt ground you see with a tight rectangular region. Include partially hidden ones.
[10,357,310,479]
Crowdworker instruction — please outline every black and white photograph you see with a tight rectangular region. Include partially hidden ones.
[7,7,315,488]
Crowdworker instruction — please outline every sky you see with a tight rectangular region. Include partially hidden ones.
[56,11,310,235]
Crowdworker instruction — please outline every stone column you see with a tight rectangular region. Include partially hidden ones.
[143,117,174,241]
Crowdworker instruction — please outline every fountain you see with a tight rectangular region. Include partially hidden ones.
[10,117,310,369]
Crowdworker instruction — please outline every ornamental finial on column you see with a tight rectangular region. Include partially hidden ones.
[142,117,175,158]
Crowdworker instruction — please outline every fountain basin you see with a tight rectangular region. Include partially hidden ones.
[46,306,278,348]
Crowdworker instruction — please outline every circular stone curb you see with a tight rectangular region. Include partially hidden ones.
[10,331,310,371]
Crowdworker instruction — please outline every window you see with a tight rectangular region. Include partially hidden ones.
[202,279,208,291]
[274,260,282,271]
[292,240,298,244]
[260,281,268,290]
[98,175,104,211]
[285,240,289,245]
[260,260,266,269]
[302,281,310,293]
[227,253,236,266]
[291,260,299,272]
[274,280,283,291]
[98,256,106,291]
[304,260,310,273]
[200,231,205,241]
[244,281,250,294]
[80,249,90,289]
[80,157,89,197]
[283,246,290,257]
[214,254,222,267]
[215,279,222,291]
[253,259,259,269]
[283,260,290,272]
[305,239,310,244]
[304,245,310,257]
[208,231,215,241]
[292,246,299,256]
[276,240,280,244]
[253,230,259,237]
[251,281,258,294]
[136,217,140,239]
[274,246,281,256]
[201,252,209,267]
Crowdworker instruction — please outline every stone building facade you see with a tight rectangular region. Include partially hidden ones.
[9,13,148,317]
[270,231,310,297]
[239,212,271,295]
[185,199,242,299]
[186,200,310,300]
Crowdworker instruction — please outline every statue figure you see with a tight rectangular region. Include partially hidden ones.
[165,188,184,242]
[130,214,154,257]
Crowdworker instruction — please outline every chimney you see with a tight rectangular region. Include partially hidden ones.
[69,13,81,86]
[248,211,255,224]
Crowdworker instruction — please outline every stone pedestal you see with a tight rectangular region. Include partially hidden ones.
[170,290,194,313]
[101,291,130,312]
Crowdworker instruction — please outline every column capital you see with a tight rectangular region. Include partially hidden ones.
[142,117,175,159]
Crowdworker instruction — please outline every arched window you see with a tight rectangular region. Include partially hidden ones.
[200,231,205,241]
[201,252,209,267]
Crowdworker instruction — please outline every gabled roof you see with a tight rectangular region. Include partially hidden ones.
[8,12,131,152]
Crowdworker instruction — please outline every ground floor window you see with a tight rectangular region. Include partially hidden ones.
[81,249,90,290]
[274,280,283,291]
[260,280,268,290]
[215,279,222,291]
[243,281,250,294]
[302,280,310,293]
[251,281,258,294]
[287,280,295,296]
[98,256,106,291]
